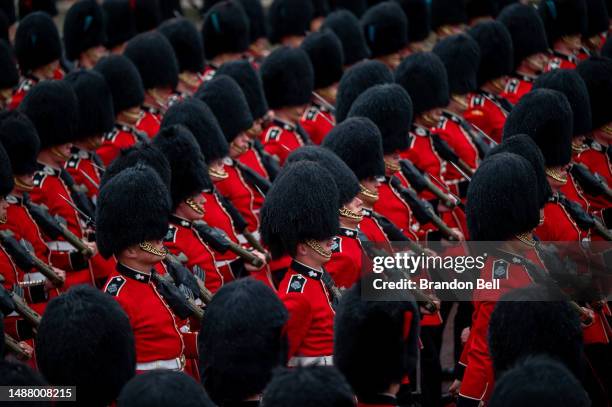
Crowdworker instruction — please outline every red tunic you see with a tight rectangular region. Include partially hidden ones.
[544,51,578,72]
[213,159,260,232]
[561,172,591,212]
[237,146,270,179]
[574,139,612,213]
[259,119,305,166]
[299,102,335,145]
[373,178,419,241]
[360,209,391,244]
[325,227,363,289]
[7,77,37,111]
[535,200,582,242]
[401,125,446,201]
[464,92,509,144]
[435,112,479,186]
[499,75,534,106]
[97,124,145,166]
[65,148,103,200]
[135,106,162,139]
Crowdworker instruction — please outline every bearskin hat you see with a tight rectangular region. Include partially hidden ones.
[202,1,250,60]
[321,10,370,66]
[335,60,393,123]
[323,117,385,181]
[0,111,40,176]
[133,0,161,32]
[36,286,136,407]
[489,356,590,407]
[64,70,115,140]
[94,55,144,113]
[0,40,18,90]
[576,56,612,130]
[100,142,171,191]
[237,0,267,42]
[0,1,15,25]
[63,0,106,61]
[333,0,367,17]
[489,285,584,378]
[199,279,288,404]
[0,360,47,386]
[268,0,314,44]
[466,0,498,20]
[433,34,480,96]
[195,75,254,142]
[0,142,13,196]
[160,0,183,20]
[313,0,331,18]
[585,0,609,37]
[262,367,355,407]
[161,98,229,163]
[152,125,211,209]
[301,30,344,90]
[287,146,360,207]
[18,0,57,19]
[487,134,553,208]
[14,12,61,73]
[534,69,591,137]
[96,164,171,258]
[124,31,179,90]
[467,153,540,240]
[261,160,339,258]
[260,46,314,110]
[467,21,513,86]
[0,11,9,41]
[395,52,450,115]
[118,371,214,407]
[603,36,612,58]
[216,60,268,120]
[431,0,468,30]
[159,18,204,74]
[19,81,78,150]
[497,4,549,68]
[539,0,588,45]
[102,0,136,50]
[348,84,412,154]
[396,0,431,42]
[503,89,573,167]
[361,1,408,58]
[334,279,420,398]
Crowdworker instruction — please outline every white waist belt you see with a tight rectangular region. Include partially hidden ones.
[287,355,334,367]
[47,241,75,252]
[136,356,185,371]
[237,231,261,245]
[214,259,233,268]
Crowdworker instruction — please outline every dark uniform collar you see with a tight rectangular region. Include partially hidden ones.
[35,162,61,176]
[116,262,152,283]
[311,99,331,113]
[290,259,323,280]
[362,208,373,217]
[5,194,22,205]
[169,214,192,228]
[115,122,136,133]
[358,394,398,406]
[141,104,161,115]
[512,72,536,82]
[339,227,358,238]
[551,49,577,63]
[411,123,431,137]
[272,117,297,132]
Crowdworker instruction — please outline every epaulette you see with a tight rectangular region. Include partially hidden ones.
[104,275,126,297]
[470,94,485,108]
[32,171,48,188]
[492,259,509,280]
[164,225,178,243]
[437,115,449,130]
[264,126,282,142]
[287,274,307,294]
[104,128,120,142]
[303,105,320,122]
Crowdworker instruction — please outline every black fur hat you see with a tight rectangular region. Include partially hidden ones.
[216,60,269,120]
[63,0,107,61]
[466,0,498,20]
[118,371,214,407]
[433,34,480,96]
[333,0,367,17]
[534,69,592,137]
[14,11,61,73]
[602,35,612,58]
[36,285,136,407]
[335,60,393,123]
[161,98,229,162]
[202,1,250,60]
[576,56,612,130]
[102,0,136,49]
[19,81,79,150]
[497,3,549,69]
[268,0,314,44]
[503,89,573,167]
[0,142,13,196]
[539,0,588,45]
[489,285,584,378]
[133,0,162,32]
[94,55,145,113]
[361,1,408,58]
[313,0,331,18]
[262,367,355,407]
[18,0,57,19]
[260,46,314,110]
[152,125,212,209]
[466,152,540,240]
[160,0,183,20]
[467,20,513,86]
[199,278,288,404]
[334,279,420,398]
[585,0,609,37]
[487,134,553,208]
[323,117,385,181]
[396,0,431,42]
[159,17,204,74]
[124,31,179,90]
[96,164,171,258]
[64,70,115,140]
[0,110,40,176]
[347,83,412,154]
[395,51,450,115]
[0,11,9,42]
[261,160,339,258]
[0,360,47,386]
[0,1,16,25]
[431,0,468,30]
[237,0,267,42]
[321,10,370,66]
[287,146,360,207]
[195,75,254,142]
[489,356,590,407]
[301,30,344,89]
[0,40,18,90]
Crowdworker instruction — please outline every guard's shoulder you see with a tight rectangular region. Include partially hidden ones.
[66,155,81,169]
[32,171,49,188]
[491,259,509,280]
[330,236,342,253]
[164,225,178,243]
[104,128,120,142]
[470,94,485,108]
[264,126,283,142]
[104,275,127,297]
[287,273,307,294]
[302,106,320,122]
[504,78,520,94]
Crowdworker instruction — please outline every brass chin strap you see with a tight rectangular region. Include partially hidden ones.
[179,72,201,90]
[208,166,229,180]
[139,241,168,257]
[571,141,588,154]
[384,160,401,173]
[421,112,439,127]
[185,198,204,215]
[545,167,568,184]
[602,125,612,136]
[14,177,33,192]
[451,95,468,110]
[50,147,70,161]
[230,140,249,156]
[305,239,332,259]
[359,184,379,201]
[122,109,142,123]
[147,89,168,112]
[339,206,363,221]
[0,214,6,224]
[515,232,536,248]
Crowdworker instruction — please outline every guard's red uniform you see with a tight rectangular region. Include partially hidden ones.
[401,125,446,201]
[544,51,578,72]
[237,146,270,179]
[499,75,534,106]
[435,112,478,189]
[164,216,224,294]
[464,92,509,144]
[65,148,104,200]
[135,106,162,139]
[535,199,583,242]
[299,101,335,145]
[259,119,306,166]
[7,77,37,111]
[374,177,419,241]
[97,124,146,166]
[278,260,335,364]
[325,227,363,289]
[561,172,591,212]
[574,139,612,213]
[360,208,391,244]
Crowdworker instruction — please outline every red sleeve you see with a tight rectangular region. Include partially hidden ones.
[181,331,199,359]
[282,293,313,359]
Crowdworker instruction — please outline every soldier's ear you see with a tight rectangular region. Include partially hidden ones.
[121,244,140,260]
[296,242,308,257]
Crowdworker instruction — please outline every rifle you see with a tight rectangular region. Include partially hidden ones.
[556,194,612,241]
[252,139,280,181]
[431,134,475,178]
[59,169,95,220]
[570,163,612,201]
[399,159,457,208]
[150,271,204,321]
[0,285,41,328]
[164,253,213,304]
[233,159,272,195]
[441,111,495,159]
[4,334,30,359]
